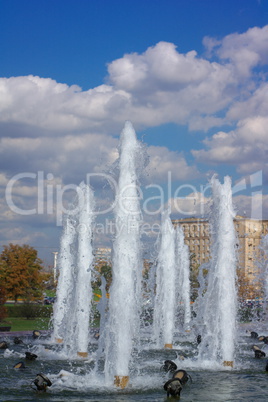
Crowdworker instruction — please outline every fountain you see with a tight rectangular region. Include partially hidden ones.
[262,235,268,303]
[2,123,268,401]
[71,183,94,358]
[197,175,237,367]
[52,182,95,358]
[175,224,191,332]
[153,209,177,349]
[103,121,145,387]
[52,215,76,345]
[152,208,191,348]
[256,234,268,319]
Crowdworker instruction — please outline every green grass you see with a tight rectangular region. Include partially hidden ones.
[3,317,51,331]
[45,290,56,298]
[1,299,101,331]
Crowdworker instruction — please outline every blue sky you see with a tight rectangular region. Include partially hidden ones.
[1,0,267,90]
[0,0,268,264]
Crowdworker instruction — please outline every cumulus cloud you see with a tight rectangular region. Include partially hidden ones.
[147,145,200,182]
[0,76,132,135]
[233,193,268,221]
[168,191,210,218]
[167,187,268,222]
[227,82,268,122]
[0,133,118,182]
[1,26,268,141]
[108,42,212,89]
[211,25,268,77]
[1,24,268,257]
[107,41,237,128]
[2,30,266,139]
[191,64,268,176]
[192,115,268,175]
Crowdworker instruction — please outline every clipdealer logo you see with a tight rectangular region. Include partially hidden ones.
[4,170,263,229]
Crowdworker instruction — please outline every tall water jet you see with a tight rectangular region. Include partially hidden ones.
[95,277,108,365]
[52,216,76,344]
[153,210,176,349]
[52,182,95,357]
[258,234,268,315]
[104,121,145,388]
[263,236,268,307]
[198,176,237,367]
[73,182,95,357]
[175,224,191,331]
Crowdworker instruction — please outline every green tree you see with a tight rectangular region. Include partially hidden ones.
[0,244,45,303]
[92,263,113,293]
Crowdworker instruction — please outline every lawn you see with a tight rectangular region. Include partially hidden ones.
[1,300,101,332]
[2,317,51,331]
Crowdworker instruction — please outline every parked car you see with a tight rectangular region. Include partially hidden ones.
[44,297,55,305]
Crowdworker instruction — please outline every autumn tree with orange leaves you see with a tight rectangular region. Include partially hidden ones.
[0,244,46,303]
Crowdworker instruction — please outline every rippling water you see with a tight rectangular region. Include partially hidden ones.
[1,326,268,402]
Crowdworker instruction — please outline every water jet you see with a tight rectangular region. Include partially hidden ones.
[2,123,266,400]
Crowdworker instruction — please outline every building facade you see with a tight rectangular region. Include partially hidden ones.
[172,216,268,298]
[94,247,112,269]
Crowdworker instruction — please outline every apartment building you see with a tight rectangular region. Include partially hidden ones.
[172,216,268,298]
[94,247,112,270]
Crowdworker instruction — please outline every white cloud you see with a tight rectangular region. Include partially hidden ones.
[166,192,268,223]
[109,42,212,89]
[107,41,237,128]
[190,70,268,175]
[0,76,130,135]
[1,25,268,256]
[1,26,268,141]
[233,193,268,220]
[0,133,118,182]
[147,145,200,182]
[0,34,260,138]
[215,25,268,77]
[192,115,268,174]
[168,191,210,218]
[227,82,268,121]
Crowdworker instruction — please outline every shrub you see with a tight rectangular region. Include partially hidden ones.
[238,306,254,322]
[6,304,53,319]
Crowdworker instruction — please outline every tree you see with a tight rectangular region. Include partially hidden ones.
[189,253,200,302]
[0,244,46,303]
[236,266,258,301]
[100,264,112,291]
[0,285,7,321]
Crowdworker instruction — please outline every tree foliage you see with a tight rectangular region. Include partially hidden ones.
[236,267,258,301]
[92,263,113,293]
[0,244,46,303]
[0,285,7,321]
[189,253,201,302]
